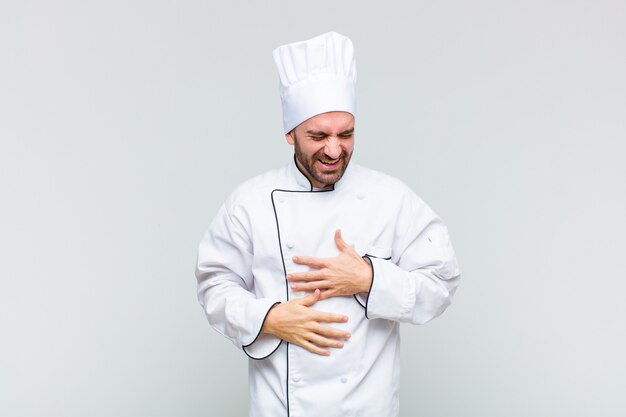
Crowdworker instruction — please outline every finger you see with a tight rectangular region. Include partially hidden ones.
[314,323,351,340]
[307,332,345,349]
[299,289,321,307]
[335,229,359,257]
[291,281,329,291]
[292,255,326,268]
[318,289,335,300]
[287,270,324,282]
[314,310,349,324]
[334,229,350,251]
[292,336,330,356]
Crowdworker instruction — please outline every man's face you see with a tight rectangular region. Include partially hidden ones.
[286,111,355,189]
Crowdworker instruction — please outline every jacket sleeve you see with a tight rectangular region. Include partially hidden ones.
[363,191,461,324]
[195,203,282,359]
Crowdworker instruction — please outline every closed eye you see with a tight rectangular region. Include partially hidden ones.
[339,129,354,138]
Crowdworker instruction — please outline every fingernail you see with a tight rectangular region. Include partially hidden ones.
[345,333,351,339]
[337,342,344,348]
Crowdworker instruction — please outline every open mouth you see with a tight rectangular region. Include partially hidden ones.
[317,158,341,170]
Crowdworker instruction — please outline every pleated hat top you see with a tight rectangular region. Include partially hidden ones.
[273,31,357,133]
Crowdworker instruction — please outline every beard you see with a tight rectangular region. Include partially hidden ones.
[293,135,353,189]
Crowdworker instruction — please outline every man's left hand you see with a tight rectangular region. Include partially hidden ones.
[287,229,373,300]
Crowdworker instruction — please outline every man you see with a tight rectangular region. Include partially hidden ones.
[196,32,460,417]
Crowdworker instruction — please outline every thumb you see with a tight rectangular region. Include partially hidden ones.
[299,289,321,307]
[334,229,349,251]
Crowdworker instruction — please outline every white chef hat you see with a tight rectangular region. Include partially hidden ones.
[273,31,357,133]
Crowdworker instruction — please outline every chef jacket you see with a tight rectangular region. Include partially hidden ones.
[196,157,461,417]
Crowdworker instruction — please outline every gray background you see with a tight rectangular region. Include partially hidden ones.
[1,1,625,416]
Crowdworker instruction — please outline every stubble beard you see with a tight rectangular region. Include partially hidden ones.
[293,136,352,188]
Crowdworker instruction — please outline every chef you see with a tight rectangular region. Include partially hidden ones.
[196,31,461,417]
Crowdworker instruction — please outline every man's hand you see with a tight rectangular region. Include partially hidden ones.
[262,289,351,356]
[287,229,373,300]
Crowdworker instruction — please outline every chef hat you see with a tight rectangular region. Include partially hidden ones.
[273,31,357,133]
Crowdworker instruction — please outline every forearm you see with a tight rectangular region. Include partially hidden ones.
[364,257,460,324]
[197,275,277,344]
[260,290,351,356]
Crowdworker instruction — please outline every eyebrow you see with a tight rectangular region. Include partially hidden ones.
[306,128,355,136]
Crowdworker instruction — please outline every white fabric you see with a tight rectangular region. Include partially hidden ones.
[196,158,461,417]
[273,31,357,133]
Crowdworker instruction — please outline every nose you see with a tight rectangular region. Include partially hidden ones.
[324,137,342,159]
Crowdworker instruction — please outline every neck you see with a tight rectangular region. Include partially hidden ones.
[294,156,331,189]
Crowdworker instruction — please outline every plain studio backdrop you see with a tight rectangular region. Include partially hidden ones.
[1,1,625,416]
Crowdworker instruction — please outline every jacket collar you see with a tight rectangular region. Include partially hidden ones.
[289,154,354,192]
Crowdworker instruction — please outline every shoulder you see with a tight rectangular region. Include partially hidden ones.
[349,163,420,200]
[223,164,288,213]
[348,163,439,221]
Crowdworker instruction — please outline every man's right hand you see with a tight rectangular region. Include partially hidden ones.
[261,289,351,356]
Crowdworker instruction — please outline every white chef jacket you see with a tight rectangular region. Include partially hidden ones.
[196,158,460,417]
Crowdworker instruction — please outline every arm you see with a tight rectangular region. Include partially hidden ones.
[261,289,351,356]
[196,204,351,358]
[196,204,282,359]
[364,194,461,324]
[287,193,460,325]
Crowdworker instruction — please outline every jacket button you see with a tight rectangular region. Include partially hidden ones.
[340,377,348,383]
[292,376,301,382]
[278,196,285,203]
[286,241,295,249]
[357,193,365,200]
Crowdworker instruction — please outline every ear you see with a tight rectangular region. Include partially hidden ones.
[285,130,295,145]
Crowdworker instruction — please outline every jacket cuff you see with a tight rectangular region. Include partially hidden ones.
[242,301,283,360]
[353,255,374,310]
[365,257,414,321]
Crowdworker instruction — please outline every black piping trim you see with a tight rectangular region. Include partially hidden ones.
[364,254,391,261]
[353,255,369,309]
[242,301,283,361]
[363,254,375,320]
[270,182,336,417]
[353,294,366,309]
[293,154,313,191]
[354,254,389,309]
[271,191,288,288]
[286,343,290,417]
[270,187,336,281]
[270,189,291,417]
[292,153,337,192]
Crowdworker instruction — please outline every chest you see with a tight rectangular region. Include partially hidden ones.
[250,188,400,270]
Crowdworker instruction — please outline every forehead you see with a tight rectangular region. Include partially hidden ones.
[299,111,354,132]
